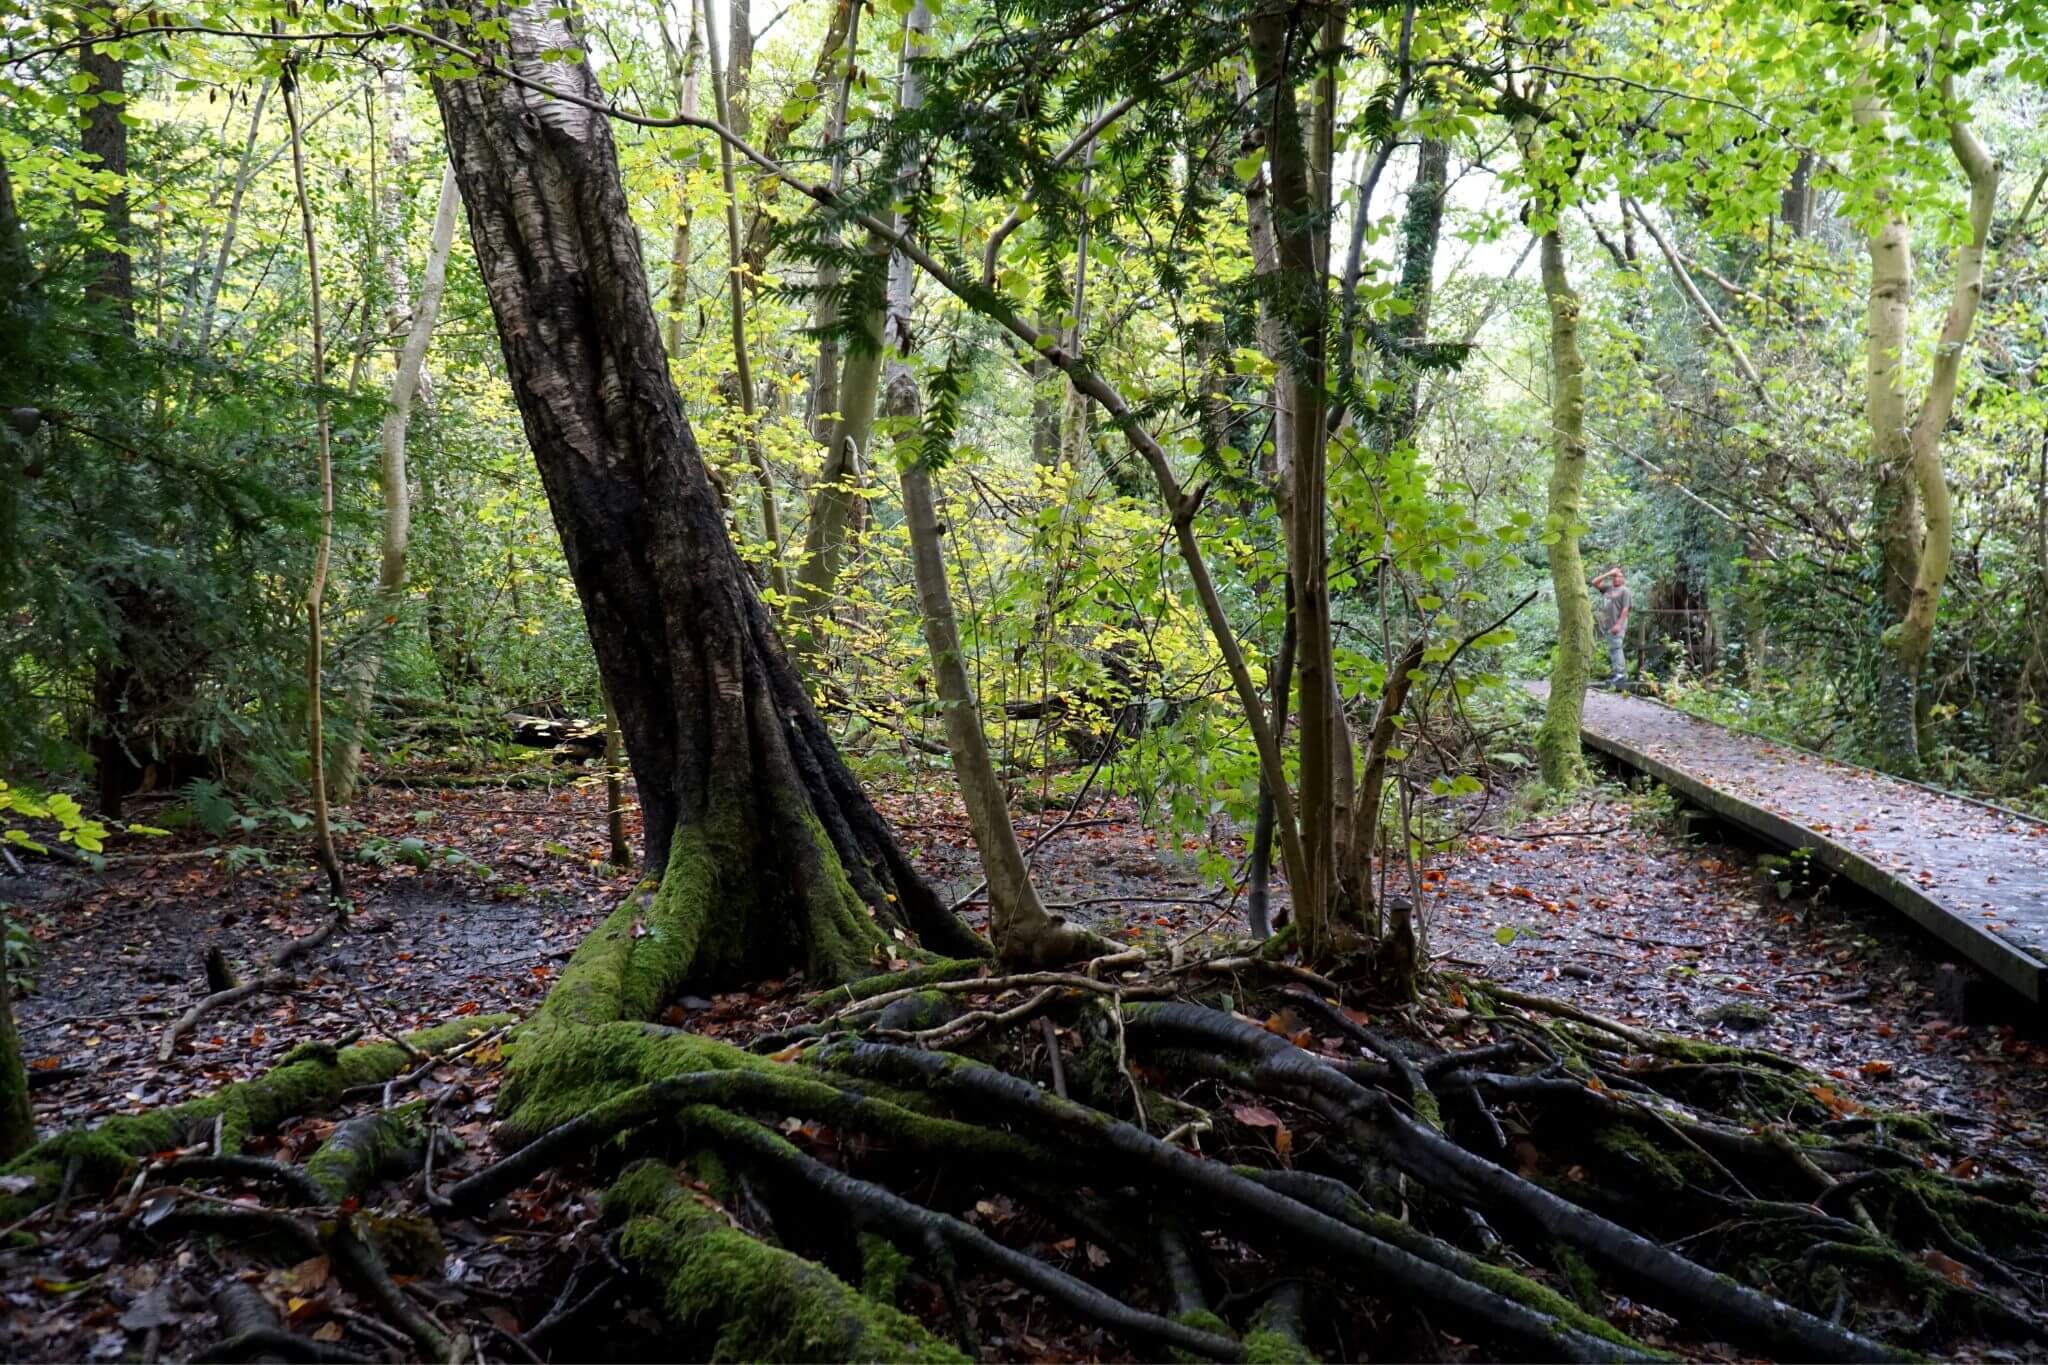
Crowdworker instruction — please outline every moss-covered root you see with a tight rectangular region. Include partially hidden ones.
[303,1103,427,1203]
[807,959,989,1011]
[0,1016,511,1221]
[838,1042,1645,1364]
[1244,1282,1319,1364]
[678,1104,1247,1362]
[1252,1168,1657,1359]
[602,1159,967,1363]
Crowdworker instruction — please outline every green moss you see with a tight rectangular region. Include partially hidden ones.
[354,1211,446,1276]
[783,803,895,985]
[1595,1124,1698,1192]
[1355,1207,1664,1356]
[1168,1309,1241,1364]
[603,1160,965,1362]
[1243,1329,1317,1364]
[497,1018,774,1148]
[1242,1292,1315,1362]
[0,1017,509,1220]
[304,1103,426,1203]
[540,882,660,1030]
[859,1233,912,1304]
[1551,1244,1601,1311]
[541,803,899,1047]
[1866,1110,1943,1146]
[873,990,959,1034]
[809,960,985,1010]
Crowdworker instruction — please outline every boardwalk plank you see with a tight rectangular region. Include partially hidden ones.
[1528,684,2048,1002]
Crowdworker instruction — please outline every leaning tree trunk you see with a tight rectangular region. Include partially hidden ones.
[333,166,461,804]
[430,11,983,994]
[1536,230,1592,789]
[872,0,1087,964]
[896,373,1100,965]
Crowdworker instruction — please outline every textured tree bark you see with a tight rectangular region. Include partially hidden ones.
[1857,56,1997,774]
[1535,230,1592,790]
[896,377,1100,965]
[79,37,131,323]
[430,10,982,983]
[1249,7,1347,963]
[603,684,631,869]
[791,0,869,657]
[657,3,700,359]
[0,914,32,1161]
[333,167,462,804]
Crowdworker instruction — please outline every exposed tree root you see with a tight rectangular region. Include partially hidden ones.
[83,872,2048,1364]
[0,1016,510,1220]
[161,907,352,1061]
[831,1041,1648,1361]
[601,1159,966,1361]
[305,1104,428,1203]
[1122,1001,1893,1361]
[202,1281,373,1364]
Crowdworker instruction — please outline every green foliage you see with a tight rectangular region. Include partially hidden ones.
[0,779,107,856]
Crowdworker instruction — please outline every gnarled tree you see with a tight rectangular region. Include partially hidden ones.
[428,13,984,994]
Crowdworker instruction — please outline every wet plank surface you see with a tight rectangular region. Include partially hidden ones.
[1530,682,2048,1000]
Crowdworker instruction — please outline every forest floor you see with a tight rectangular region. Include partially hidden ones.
[4,751,2047,1359]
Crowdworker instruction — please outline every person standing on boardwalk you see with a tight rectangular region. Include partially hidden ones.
[1593,567,1631,687]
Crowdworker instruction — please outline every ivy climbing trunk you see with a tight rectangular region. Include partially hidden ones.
[1535,230,1592,790]
[430,10,983,989]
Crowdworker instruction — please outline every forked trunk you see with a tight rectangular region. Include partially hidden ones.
[430,12,982,989]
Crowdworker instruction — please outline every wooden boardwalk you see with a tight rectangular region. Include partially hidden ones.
[1531,684,2048,1002]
